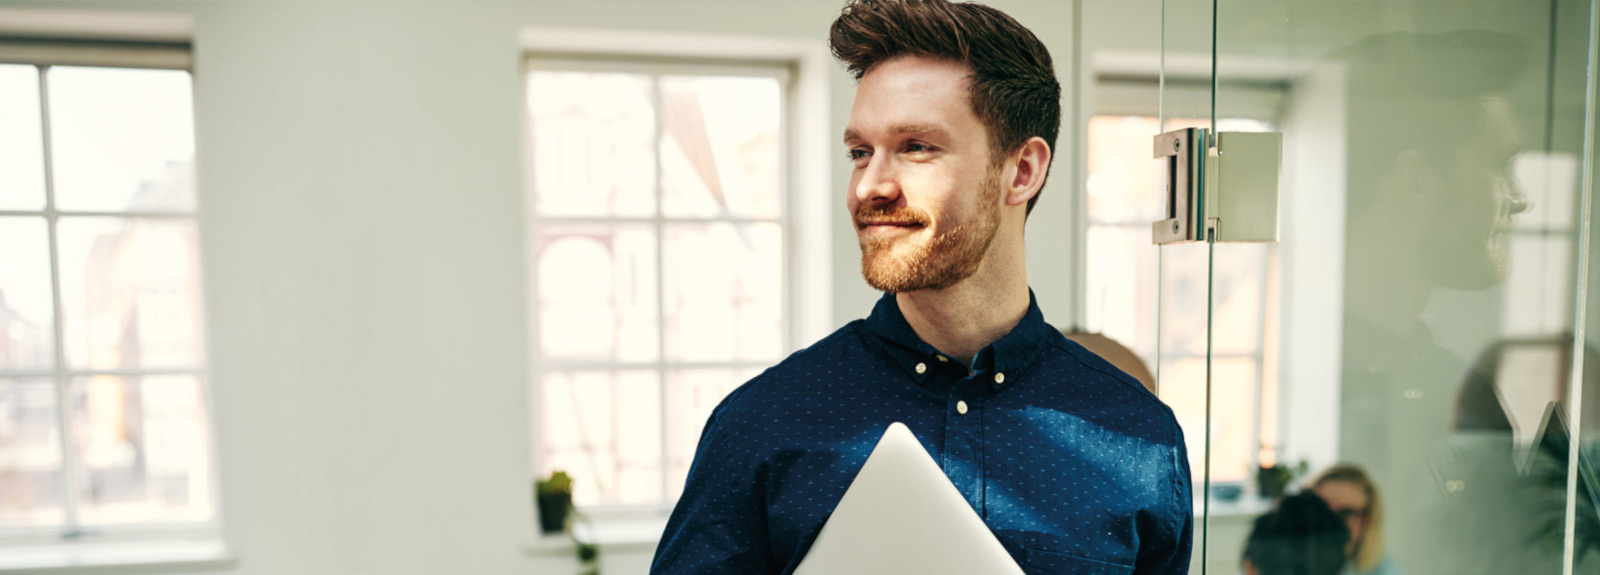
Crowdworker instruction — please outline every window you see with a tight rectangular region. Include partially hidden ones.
[525,57,792,511]
[0,61,214,537]
[1085,114,1279,484]
[1494,151,1581,448]
[1082,77,1281,485]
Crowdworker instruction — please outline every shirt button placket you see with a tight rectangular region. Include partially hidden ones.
[944,381,984,515]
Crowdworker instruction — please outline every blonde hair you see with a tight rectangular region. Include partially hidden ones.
[1313,464,1385,573]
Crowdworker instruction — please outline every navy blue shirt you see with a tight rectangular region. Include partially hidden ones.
[651,292,1193,575]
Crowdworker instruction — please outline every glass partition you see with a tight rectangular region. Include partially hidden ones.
[1154,2,1223,571]
[1157,0,1600,573]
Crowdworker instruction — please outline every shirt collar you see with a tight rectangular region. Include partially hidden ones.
[863,290,1051,392]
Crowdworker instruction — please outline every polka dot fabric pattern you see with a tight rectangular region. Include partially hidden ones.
[650,292,1193,575]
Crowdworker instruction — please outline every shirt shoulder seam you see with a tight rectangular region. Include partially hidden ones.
[1045,338,1182,426]
[712,321,865,418]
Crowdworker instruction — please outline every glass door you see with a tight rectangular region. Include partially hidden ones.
[1153,1,1600,573]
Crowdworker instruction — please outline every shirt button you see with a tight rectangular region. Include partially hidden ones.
[956,400,969,415]
[915,362,927,374]
[994,372,1006,384]
[936,355,948,363]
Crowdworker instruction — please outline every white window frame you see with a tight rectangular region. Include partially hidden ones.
[0,11,231,571]
[519,28,832,530]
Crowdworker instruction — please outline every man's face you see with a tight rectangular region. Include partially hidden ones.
[843,56,1004,293]
[1418,99,1529,289]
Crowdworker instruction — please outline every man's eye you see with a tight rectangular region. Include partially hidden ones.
[904,142,933,154]
[848,149,870,161]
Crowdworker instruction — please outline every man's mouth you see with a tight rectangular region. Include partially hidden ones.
[853,204,931,236]
[857,220,926,234]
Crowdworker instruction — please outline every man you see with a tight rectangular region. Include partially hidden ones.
[1330,31,1543,575]
[650,1,1192,573]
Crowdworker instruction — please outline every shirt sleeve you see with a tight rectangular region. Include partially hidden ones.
[1135,423,1194,575]
[650,402,776,575]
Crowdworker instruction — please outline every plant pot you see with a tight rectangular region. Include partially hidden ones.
[537,491,572,534]
[1256,466,1292,500]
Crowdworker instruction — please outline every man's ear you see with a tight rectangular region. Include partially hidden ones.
[1243,559,1259,575]
[1004,136,1051,207]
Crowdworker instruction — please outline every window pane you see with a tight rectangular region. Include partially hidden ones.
[535,224,659,362]
[0,377,64,528]
[71,374,212,525]
[1158,243,1211,356]
[1084,225,1157,359]
[1211,244,1268,355]
[0,218,55,370]
[1500,234,1572,337]
[1086,116,1168,225]
[1158,357,1208,485]
[527,71,656,217]
[1159,357,1258,485]
[539,370,661,507]
[57,217,205,370]
[0,65,45,211]
[1207,358,1258,483]
[46,67,195,212]
[665,367,762,500]
[659,75,782,219]
[663,222,783,362]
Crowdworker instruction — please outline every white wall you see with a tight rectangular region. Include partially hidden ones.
[1275,61,1347,481]
[0,2,1086,574]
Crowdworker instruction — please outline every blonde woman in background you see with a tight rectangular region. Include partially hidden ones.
[1311,465,1404,575]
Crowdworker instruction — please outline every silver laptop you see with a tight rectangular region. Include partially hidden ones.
[793,422,1025,574]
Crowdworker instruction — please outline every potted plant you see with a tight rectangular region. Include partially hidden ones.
[536,470,574,534]
[535,471,602,574]
[1256,459,1309,500]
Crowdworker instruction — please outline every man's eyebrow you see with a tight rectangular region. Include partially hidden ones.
[888,123,948,138]
[842,123,949,142]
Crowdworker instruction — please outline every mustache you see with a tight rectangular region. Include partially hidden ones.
[854,204,931,228]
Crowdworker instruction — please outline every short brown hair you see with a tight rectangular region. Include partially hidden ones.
[829,0,1061,215]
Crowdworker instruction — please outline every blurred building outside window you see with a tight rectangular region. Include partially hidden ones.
[524,57,792,514]
[0,60,215,540]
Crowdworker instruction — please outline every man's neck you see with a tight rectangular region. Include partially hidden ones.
[895,249,1030,368]
[1343,208,1433,337]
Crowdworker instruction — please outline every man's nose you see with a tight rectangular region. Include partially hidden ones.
[1507,176,1531,215]
[854,156,901,207]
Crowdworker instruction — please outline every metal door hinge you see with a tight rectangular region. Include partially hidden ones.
[1152,128,1206,244]
[1152,129,1281,244]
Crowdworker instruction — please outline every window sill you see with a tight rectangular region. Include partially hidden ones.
[524,516,666,557]
[1197,495,1274,519]
[0,536,234,573]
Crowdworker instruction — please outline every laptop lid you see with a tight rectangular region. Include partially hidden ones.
[793,422,1025,574]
